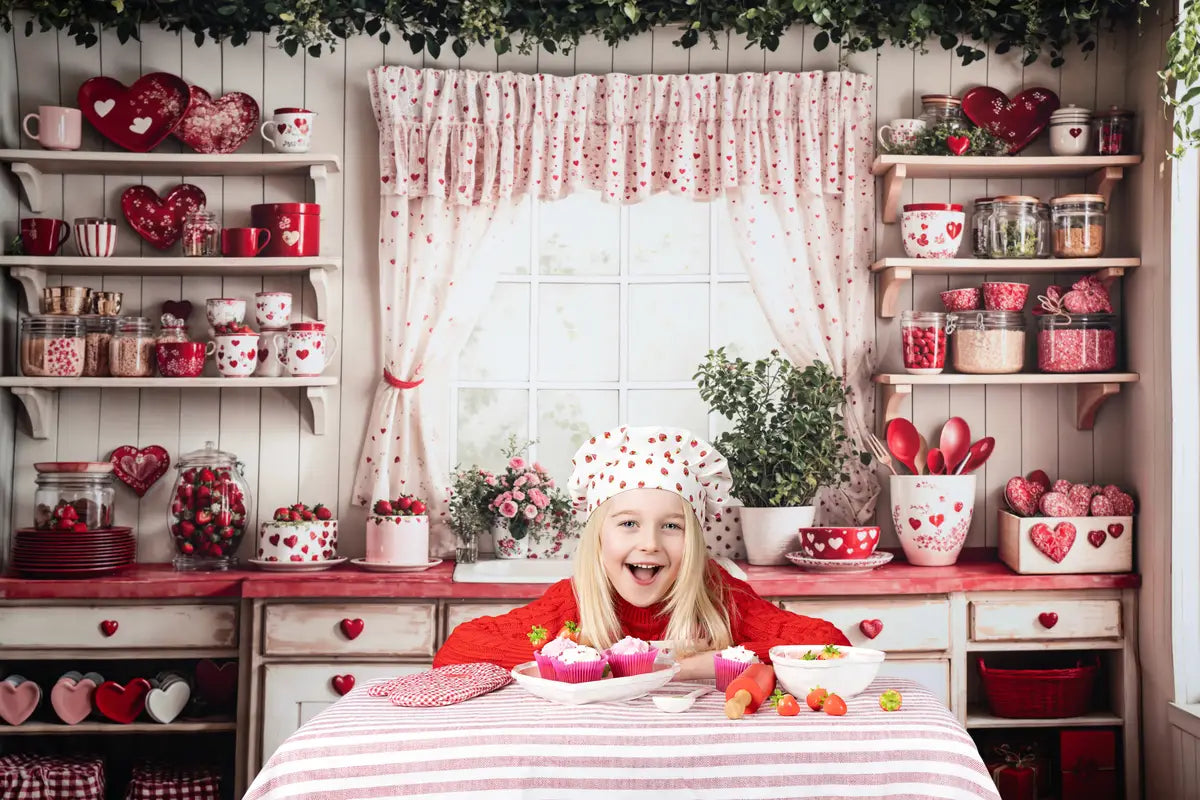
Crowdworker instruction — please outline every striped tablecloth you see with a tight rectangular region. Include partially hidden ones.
[246,677,1001,800]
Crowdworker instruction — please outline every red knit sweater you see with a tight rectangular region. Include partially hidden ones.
[434,564,850,669]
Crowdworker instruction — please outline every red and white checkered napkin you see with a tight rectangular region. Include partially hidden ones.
[0,754,105,800]
[123,763,221,800]
[368,663,513,707]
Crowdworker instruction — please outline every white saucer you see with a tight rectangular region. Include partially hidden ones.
[249,557,347,572]
[784,551,893,574]
[351,558,442,573]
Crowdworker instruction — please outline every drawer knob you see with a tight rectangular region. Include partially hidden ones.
[331,674,355,696]
[340,618,365,640]
[1038,612,1059,629]
[99,620,119,637]
[859,619,883,639]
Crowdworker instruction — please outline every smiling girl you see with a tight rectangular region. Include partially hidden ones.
[434,425,849,679]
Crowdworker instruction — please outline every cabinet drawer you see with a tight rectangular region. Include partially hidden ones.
[779,597,950,652]
[444,603,524,637]
[263,603,436,657]
[877,659,951,707]
[0,604,237,650]
[970,599,1121,642]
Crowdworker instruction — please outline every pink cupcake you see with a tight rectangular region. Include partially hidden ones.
[605,636,659,677]
[553,644,608,683]
[713,645,760,691]
[536,636,577,680]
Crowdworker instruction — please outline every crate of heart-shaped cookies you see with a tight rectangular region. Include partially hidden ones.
[997,471,1133,574]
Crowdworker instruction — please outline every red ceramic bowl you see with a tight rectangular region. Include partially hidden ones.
[157,342,206,378]
[982,281,1030,312]
[940,287,981,312]
[796,526,881,560]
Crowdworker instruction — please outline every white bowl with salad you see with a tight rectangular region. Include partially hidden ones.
[769,644,885,699]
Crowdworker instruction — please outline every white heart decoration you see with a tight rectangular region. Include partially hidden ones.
[806,532,815,542]
[94,98,115,117]
[145,681,191,724]
[856,531,869,541]
[813,542,825,552]
[828,537,843,550]
[282,230,301,246]
[129,116,153,135]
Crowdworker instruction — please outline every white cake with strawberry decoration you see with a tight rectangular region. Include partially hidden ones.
[365,495,429,565]
[258,502,338,562]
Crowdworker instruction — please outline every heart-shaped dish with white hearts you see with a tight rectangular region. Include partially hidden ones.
[796,526,880,561]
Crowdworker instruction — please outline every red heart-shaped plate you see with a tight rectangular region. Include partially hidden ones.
[173,87,260,154]
[78,73,191,152]
[961,86,1060,154]
[121,185,207,250]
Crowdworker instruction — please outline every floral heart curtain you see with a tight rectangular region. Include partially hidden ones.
[359,66,877,557]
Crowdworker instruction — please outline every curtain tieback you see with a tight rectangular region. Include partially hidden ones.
[384,369,424,389]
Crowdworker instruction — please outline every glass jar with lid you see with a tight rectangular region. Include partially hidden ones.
[1037,313,1118,373]
[109,316,156,377]
[989,196,1050,259]
[900,310,953,374]
[158,313,189,343]
[1092,106,1135,156]
[20,315,84,377]
[1050,194,1107,258]
[182,207,218,257]
[34,465,116,531]
[81,315,115,377]
[167,441,253,571]
[919,95,966,131]
[952,311,1026,374]
[971,198,994,258]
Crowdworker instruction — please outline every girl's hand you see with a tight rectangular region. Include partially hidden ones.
[672,649,719,682]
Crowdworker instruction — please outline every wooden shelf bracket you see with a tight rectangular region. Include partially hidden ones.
[880,163,907,223]
[306,387,328,435]
[1087,166,1125,206]
[307,267,330,322]
[880,382,912,422]
[877,266,913,318]
[310,164,331,210]
[11,162,45,213]
[1076,382,1123,430]
[10,266,45,313]
[11,387,53,439]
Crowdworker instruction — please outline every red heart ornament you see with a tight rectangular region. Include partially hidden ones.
[95,678,152,724]
[110,444,170,497]
[173,87,260,154]
[195,660,238,707]
[961,86,1061,154]
[1030,521,1076,563]
[1037,612,1059,629]
[945,221,963,240]
[1005,476,1045,517]
[78,72,191,152]
[121,184,207,250]
[945,135,970,155]
[859,619,883,639]
[100,619,119,637]
[1027,470,1051,491]
[1088,529,1107,548]
[0,681,42,726]
[162,300,193,323]
[1107,523,1125,538]
[340,618,365,640]
[332,674,355,696]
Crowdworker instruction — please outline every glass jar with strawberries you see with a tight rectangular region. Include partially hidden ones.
[900,311,954,374]
[34,469,115,531]
[167,441,252,571]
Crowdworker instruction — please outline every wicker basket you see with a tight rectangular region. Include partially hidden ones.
[977,657,1099,718]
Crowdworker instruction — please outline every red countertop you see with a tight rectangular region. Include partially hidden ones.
[0,550,1139,600]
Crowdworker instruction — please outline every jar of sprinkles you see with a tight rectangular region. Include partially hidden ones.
[109,316,156,378]
[82,315,116,377]
[20,315,85,377]
[1037,313,1118,373]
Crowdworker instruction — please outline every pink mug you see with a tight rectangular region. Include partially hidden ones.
[220,227,271,257]
[20,218,71,256]
[22,106,82,151]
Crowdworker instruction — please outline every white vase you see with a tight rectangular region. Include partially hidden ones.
[490,518,529,559]
[739,506,815,565]
[889,475,976,566]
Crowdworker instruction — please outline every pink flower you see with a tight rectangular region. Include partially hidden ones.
[498,500,518,518]
[509,456,526,470]
[524,473,540,486]
[512,490,525,501]
[546,478,556,488]
[533,462,546,473]
[514,474,528,488]
[529,488,549,509]
[484,475,496,486]
[523,504,539,520]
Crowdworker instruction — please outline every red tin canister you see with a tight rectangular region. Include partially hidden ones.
[250,203,321,257]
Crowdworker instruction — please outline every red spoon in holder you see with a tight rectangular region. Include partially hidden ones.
[886,418,922,475]
[955,437,995,475]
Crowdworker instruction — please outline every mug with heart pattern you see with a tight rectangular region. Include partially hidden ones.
[878,118,927,151]
[254,329,286,377]
[276,323,337,377]
[207,332,260,378]
[254,291,292,329]
[260,107,316,153]
[889,474,976,567]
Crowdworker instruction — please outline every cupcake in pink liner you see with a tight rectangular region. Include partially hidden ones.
[553,644,608,683]
[605,635,659,677]
[536,636,578,679]
[713,645,760,691]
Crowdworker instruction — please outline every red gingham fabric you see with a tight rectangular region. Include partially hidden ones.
[123,763,221,800]
[0,754,104,800]
[367,663,511,707]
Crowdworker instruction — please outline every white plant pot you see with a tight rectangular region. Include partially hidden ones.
[889,475,976,566]
[739,506,815,566]
[491,518,529,559]
[365,516,429,565]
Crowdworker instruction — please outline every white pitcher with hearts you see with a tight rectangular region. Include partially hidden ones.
[276,322,337,377]
[207,332,260,378]
[889,474,976,566]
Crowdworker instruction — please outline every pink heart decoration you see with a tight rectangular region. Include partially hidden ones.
[51,677,97,725]
[110,444,170,497]
[1030,521,1076,563]
[77,72,191,152]
[1038,491,1075,518]
[1005,477,1045,517]
[0,680,41,726]
[961,86,1061,154]
[1090,495,1115,516]
[173,87,260,154]
[121,184,207,250]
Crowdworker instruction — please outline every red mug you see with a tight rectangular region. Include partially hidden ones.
[220,227,271,257]
[20,218,70,256]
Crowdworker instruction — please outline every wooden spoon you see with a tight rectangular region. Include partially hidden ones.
[939,417,972,475]
[886,418,921,475]
[914,433,929,476]
[927,448,946,475]
[955,437,996,475]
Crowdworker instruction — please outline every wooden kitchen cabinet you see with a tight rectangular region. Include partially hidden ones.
[0,603,237,651]
[779,596,951,652]
[262,601,437,657]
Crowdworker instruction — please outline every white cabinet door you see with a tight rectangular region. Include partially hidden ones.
[875,659,951,707]
[261,662,428,764]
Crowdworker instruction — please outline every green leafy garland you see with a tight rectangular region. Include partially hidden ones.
[883,123,1010,157]
[1161,0,1200,158]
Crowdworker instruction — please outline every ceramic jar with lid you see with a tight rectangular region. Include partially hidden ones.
[109,316,156,377]
[1049,105,1091,156]
[1092,106,1135,155]
[919,94,966,131]
[952,311,1026,374]
[34,466,115,531]
[1038,313,1118,373]
[989,196,1050,259]
[21,315,84,377]
[168,441,252,571]
[1051,194,1107,258]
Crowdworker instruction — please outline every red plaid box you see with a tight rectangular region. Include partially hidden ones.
[0,754,105,800]
[124,763,221,800]
[1060,729,1119,800]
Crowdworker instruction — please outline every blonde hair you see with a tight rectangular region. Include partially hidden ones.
[572,494,732,655]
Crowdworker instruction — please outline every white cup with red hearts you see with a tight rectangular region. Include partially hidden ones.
[206,298,246,329]
[901,203,966,259]
[207,332,260,378]
[260,108,315,154]
[254,291,292,329]
[889,475,976,566]
[275,322,337,377]
[254,330,286,378]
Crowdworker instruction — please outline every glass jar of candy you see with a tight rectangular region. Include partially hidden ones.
[989,196,1051,259]
[1051,194,1107,258]
[901,311,953,374]
[35,469,116,531]
[20,315,85,377]
[952,311,1026,374]
[1092,106,1135,156]
[109,316,156,377]
[1037,313,1118,373]
[167,441,252,571]
[182,207,218,257]
[81,315,115,377]
[919,95,966,131]
[971,198,994,258]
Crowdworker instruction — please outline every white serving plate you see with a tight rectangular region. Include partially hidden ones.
[769,644,885,699]
[510,658,680,706]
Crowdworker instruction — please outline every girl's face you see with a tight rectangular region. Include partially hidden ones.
[599,489,689,607]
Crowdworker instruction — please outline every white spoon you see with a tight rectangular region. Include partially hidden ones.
[652,686,713,713]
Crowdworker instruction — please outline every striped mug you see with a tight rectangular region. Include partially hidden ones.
[73,217,118,257]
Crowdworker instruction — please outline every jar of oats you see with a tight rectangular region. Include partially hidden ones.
[952,311,1026,374]
[1051,194,1106,258]
[81,315,115,377]
[109,316,156,377]
[20,316,85,377]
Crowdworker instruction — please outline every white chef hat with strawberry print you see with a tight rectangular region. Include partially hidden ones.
[568,425,733,528]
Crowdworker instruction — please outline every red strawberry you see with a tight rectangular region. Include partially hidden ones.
[410,500,426,515]
[805,686,829,711]
[274,507,291,521]
[373,499,393,515]
[823,694,847,716]
[182,469,197,483]
[219,526,235,539]
[289,510,302,522]
[314,504,332,520]
[198,468,216,484]
[397,496,414,511]
[72,522,88,532]
[216,511,232,527]
[180,521,195,537]
[195,510,213,525]
[301,509,314,521]
[181,542,194,554]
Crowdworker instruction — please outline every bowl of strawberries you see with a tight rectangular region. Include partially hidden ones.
[769,644,884,699]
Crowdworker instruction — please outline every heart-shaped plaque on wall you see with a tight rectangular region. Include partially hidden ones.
[961,86,1061,154]
[110,445,170,497]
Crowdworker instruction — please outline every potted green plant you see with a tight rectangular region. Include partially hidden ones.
[694,347,856,565]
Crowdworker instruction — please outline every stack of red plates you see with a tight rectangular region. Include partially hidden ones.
[10,527,135,578]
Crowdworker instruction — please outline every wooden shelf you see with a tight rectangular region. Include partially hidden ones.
[1,719,236,735]
[875,372,1139,430]
[3,257,339,321]
[0,149,340,213]
[966,709,1122,729]
[872,155,1142,223]
[0,377,336,438]
[871,257,1137,318]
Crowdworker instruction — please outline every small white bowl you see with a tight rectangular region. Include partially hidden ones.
[769,644,885,699]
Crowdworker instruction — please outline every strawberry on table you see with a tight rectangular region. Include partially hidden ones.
[878,689,903,712]
[769,689,800,716]
[527,625,549,648]
[823,694,847,716]
[805,686,829,711]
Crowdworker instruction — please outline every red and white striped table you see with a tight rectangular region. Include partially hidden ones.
[246,677,1001,799]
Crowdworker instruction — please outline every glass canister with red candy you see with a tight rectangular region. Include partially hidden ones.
[167,441,252,571]
[901,311,953,374]
[1037,313,1118,373]
[1091,106,1135,156]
